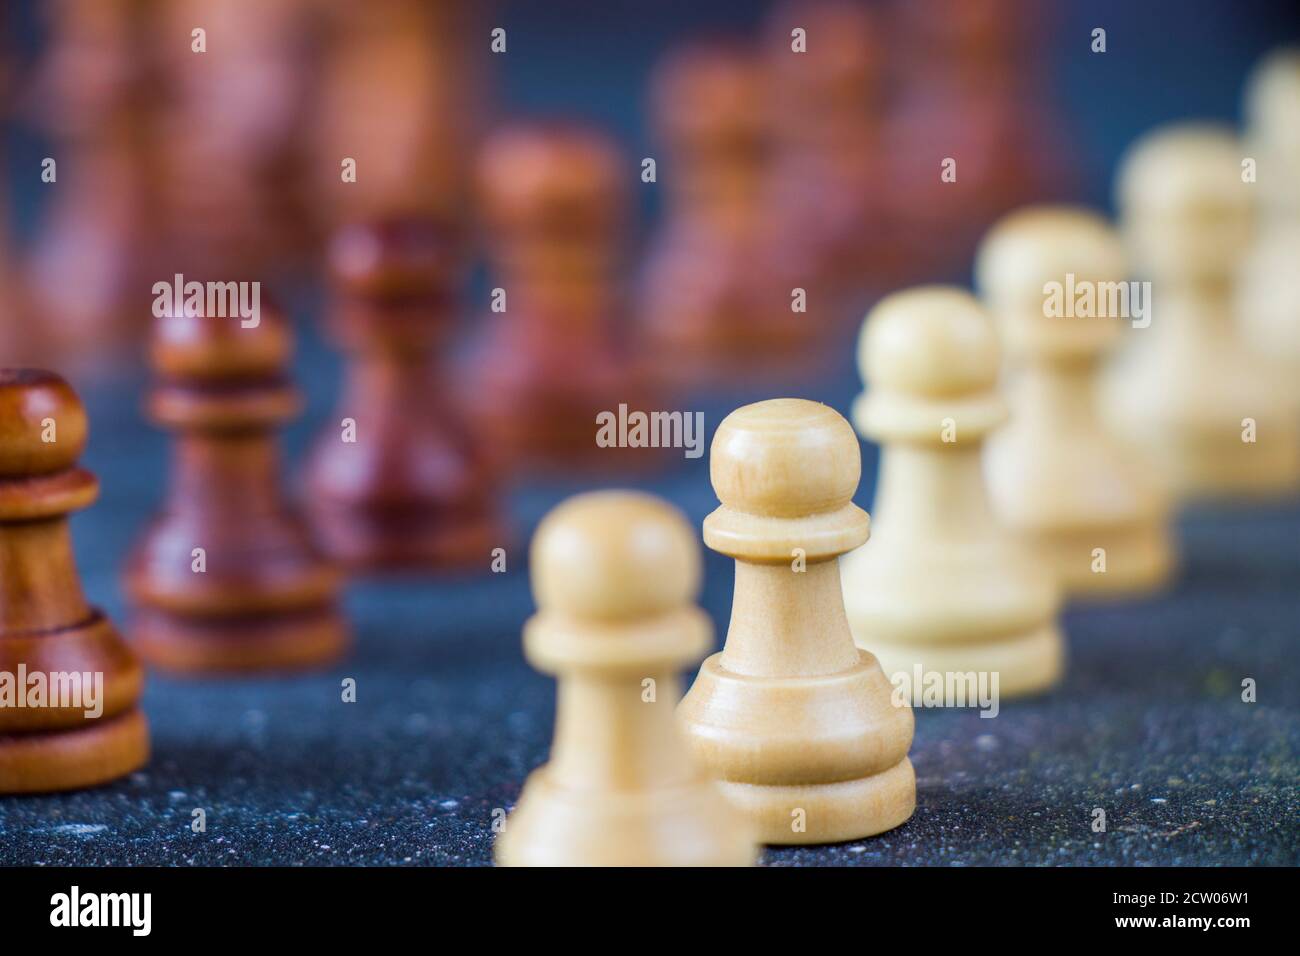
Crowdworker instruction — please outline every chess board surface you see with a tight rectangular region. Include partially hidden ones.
[0,327,1294,866]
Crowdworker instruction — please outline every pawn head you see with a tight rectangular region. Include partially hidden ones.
[478,122,625,237]
[976,205,1126,359]
[1116,123,1254,280]
[0,370,87,476]
[710,398,859,519]
[860,286,1000,399]
[328,218,462,299]
[531,491,700,622]
[1245,47,1300,146]
[854,287,1005,444]
[1244,48,1300,214]
[151,295,292,383]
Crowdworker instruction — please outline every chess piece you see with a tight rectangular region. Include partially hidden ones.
[638,40,818,386]
[884,0,1075,280]
[24,0,160,367]
[1239,50,1300,409]
[470,122,660,469]
[150,0,320,278]
[313,0,485,234]
[677,399,915,845]
[1103,124,1300,499]
[496,491,757,867]
[305,219,500,570]
[763,0,896,303]
[1244,47,1300,221]
[0,370,149,792]
[125,300,349,672]
[840,288,1064,696]
[978,207,1175,598]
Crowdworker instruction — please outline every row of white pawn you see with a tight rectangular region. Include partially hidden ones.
[493,52,1300,864]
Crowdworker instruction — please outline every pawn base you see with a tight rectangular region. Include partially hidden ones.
[132,605,349,674]
[308,503,501,573]
[0,708,149,794]
[1027,522,1175,600]
[1160,442,1300,503]
[718,758,916,845]
[868,623,1064,701]
[495,769,757,867]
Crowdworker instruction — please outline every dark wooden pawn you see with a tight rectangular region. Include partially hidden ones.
[125,303,349,672]
[470,122,662,471]
[637,39,818,386]
[305,220,501,569]
[0,370,149,792]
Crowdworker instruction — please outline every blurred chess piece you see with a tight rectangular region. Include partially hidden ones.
[678,398,915,844]
[496,491,757,867]
[1239,49,1300,410]
[763,0,896,305]
[313,0,486,233]
[1104,124,1300,499]
[125,300,349,672]
[23,0,161,369]
[979,207,1175,598]
[305,220,501,570]
[638,39,818,388]
[150,0,321,278]
[885,0,1075,280]
[841,288,1064,696]
[306,0,498,570]
[469,122,661,471]
[0,17,36,367]
[0,370,149,792]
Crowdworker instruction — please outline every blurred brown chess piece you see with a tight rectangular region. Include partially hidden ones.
[884,0,1075,279]
[763,0,898,307]
[312,0,486,234]
[22,0,161,369]
[638,39,820,388]
[0,370,149,792]
[150,0,321,279]
[305,0,498,570]
[125,299,349,672]
[304,220,501,570]
[470,122,662,471]
[0,13,35,367]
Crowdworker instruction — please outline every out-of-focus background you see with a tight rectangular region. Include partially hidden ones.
[0,0,1297,866]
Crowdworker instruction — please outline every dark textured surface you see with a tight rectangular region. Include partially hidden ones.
[0,324,1296,867]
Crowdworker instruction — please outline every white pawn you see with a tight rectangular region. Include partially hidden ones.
[495,491,757,867]
[1244,47,1300,220]
[678,398,915,845]
[1239,49,1300,409]
[977,206,1175,598]
[1103,124,1300,499]
[841,287,1064,698]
